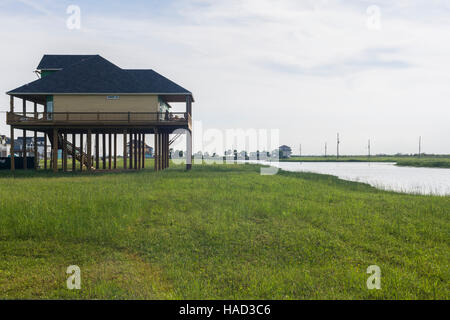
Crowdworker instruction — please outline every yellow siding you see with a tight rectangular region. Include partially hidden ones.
[53,95,159,121]
[54,95,159,112]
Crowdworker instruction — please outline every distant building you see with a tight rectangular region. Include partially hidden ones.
[7,54,193,172]
[0,135,11,157]
[126,140,153,158]
[13,137,46,158]
[279,145,292,158]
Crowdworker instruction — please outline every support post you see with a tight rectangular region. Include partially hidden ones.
[63,133,67,172]
[87,130,92,171]
[22,99,27,170]
[134,133,138,170]
[186,130,192,170]
[108,133,112,170]
[123,131,127,170]
[10,126,14,171]
[138,133,141,170]
[102,133,106,169]
[72,134,76,171]
[34,102,38,170]
[44,133,47,169]
[186,95,192,118]
[80,133,84,171]
[166,134,169,168]
[156,133,160,171]
[142,134,145,169]
[163,134,166,169]
[114,133,117,169]
[34,130,38,170]
[95,133,99,169]
[129,133,133,169]
[166,134,170,168]
[159,133,162,170]
[22,129,27,169]
[52,128,58,173]
[154,132,158,171]
[161,133,164,170]
[168,134,171,168]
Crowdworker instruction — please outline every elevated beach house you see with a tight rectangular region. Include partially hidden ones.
[6,54,193,172]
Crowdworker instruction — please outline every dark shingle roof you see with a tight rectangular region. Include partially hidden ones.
[37,54,97,70]
[8,55,192,96]
[126,69,192,94]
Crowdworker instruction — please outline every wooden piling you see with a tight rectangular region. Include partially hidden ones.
[63,133,67,172]
[87,130,92,171]
[123,131,127,170]
[102,133,106,169]
[137,133,141,170]
[22,99,26,170]
[52,128,58,173]
[10,126,14,171]
[134,133,138,170]
[142,134,145,169]
[95,133,99,170]
[129,133,133,169]
[72,134,76,171]
[44,133,47,170]
[114,133,117,169]
[80,133,84,171]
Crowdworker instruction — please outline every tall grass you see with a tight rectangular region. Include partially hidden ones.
[0,164,448,299]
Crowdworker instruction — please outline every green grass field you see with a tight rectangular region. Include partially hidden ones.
[281,156,450,168]
[0,163,448,299]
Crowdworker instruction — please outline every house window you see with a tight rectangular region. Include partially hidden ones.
[46,96,53,120]
[158,97,171,120]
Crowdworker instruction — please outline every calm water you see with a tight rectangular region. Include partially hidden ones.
[253,161,450,196]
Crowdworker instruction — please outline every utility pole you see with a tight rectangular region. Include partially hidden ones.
[419,136,421,158]
[336,133,340,159]
[368,139,371,158]
[325,142,327,157]
[299,144,302,157]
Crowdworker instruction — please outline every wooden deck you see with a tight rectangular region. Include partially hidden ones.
[6,111,191,132]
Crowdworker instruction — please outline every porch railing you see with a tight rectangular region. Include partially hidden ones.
[7,111,190,124]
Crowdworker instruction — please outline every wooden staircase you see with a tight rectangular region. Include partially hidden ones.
[60,134,94,170]
[47,131,94,170]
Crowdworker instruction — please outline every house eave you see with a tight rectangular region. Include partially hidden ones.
[7,92,195,102]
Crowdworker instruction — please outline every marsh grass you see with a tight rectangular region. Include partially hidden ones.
[0,164,448,299]
[283,156,450,168]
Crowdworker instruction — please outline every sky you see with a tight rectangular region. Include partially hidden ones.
[0,0,449,155]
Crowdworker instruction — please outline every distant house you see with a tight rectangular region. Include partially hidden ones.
[279,145,292,158]
[127,140,153,158]
[6,54,193,172]
[0,135,11,157]
[13,137,46,158]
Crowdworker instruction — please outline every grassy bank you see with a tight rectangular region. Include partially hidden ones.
[282,156,450,168]
[395,158,450,168]
[0,164,448,299]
